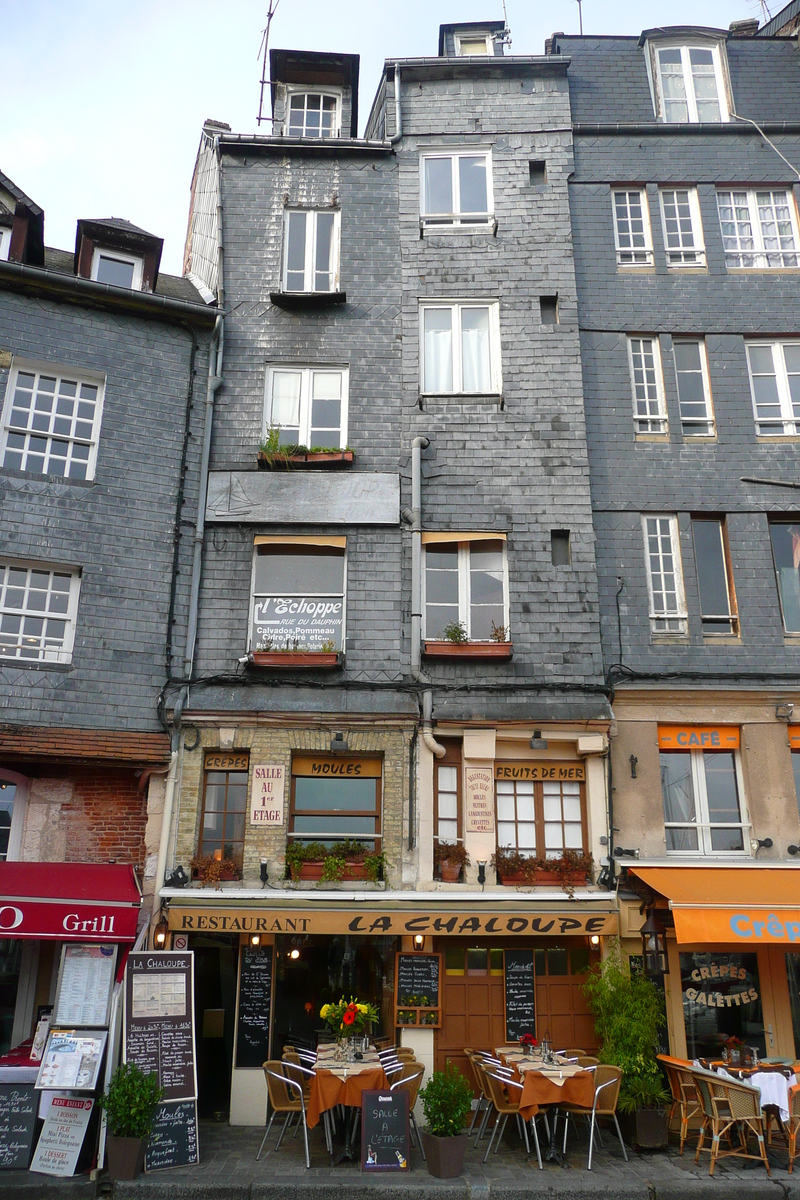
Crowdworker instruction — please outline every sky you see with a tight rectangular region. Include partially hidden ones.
[4,0,770,276]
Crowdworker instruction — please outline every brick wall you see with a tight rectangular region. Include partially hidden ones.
[19,766,147,868]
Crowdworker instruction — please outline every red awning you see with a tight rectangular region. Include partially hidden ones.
[0,862,141,942]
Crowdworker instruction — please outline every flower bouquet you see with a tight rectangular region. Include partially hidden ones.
[320,996,380,1056]
[519,1032,538,1055]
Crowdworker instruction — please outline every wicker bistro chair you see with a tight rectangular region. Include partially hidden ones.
[258,1061,312,1169]
[789,1082,800,1172]
[560,1064,628,1171]
[576,1056,600,1068]
[483,1070,544,1169]
[693,1070,770,1177]
[657,1054,701,1156]
[391,1065,427,1159]
[472,1055,516,1148]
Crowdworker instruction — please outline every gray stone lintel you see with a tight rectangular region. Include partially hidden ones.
[206,469,400,525]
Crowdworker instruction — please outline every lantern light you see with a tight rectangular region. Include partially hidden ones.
[641,908,669,977]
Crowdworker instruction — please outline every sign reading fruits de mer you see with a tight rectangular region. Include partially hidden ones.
[250,765,285,826]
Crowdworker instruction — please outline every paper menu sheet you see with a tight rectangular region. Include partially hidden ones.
[131,973,187,1018]
[54,946,116,1027]
[36,1031,107,1091]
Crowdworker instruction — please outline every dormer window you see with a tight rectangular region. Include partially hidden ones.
[91,248,143,290]
[455,31,494,56]
[0,227,10,261]
[285,90,341,138]
[648,39,730,124]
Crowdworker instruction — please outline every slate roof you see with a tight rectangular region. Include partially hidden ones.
[82,216,159,239]
[42,245,207,303]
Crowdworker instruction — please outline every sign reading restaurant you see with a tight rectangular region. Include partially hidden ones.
[168,907,617,937]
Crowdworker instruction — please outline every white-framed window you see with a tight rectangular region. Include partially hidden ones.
[282,209,340,293]
[692,517,738,637]
[420,301,501,395]
[612,189,653,265]
[91,247,143,290]
[642,515,688,636]
[0,227,11,261]
[0,361,104,480]
[0,560,81,664]
[673,339,714,437]
[745,341,800,436]
[264,365,348,449]
[423,537,509,641]
[420,151,493,228]
[660,745,749,854]
[454,31,494,55]
[769,521,800,634]
[659,188,706,266]
[717,189,800,269]
[652,43,729,124]
[285,89,341,139]
[250,540,346,653]
[628,336,667,434]
[0,769,29,862]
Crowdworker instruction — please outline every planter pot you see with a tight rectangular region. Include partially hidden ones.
[532,869,589,887]
[290,861,325,881]
[620,1108,669,1151]
[498,871,532,886]
[250,651,340,669]
[341,862,370,881]
[423,641,513,661]
[420,1130,469,1178]
[438,860,462,882]
[258,450,354,470]
[106,1135,146,1180]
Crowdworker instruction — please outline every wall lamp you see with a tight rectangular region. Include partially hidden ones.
[153,911,169,950]
[260,858,269,887]
[613,846,640,859]
[529,730,548,750]
[776,702,795,721]
[641,909,670,978]
[477,860,487,887]
[330,732,349,754]
[414,935,425,949]
[250,933,261,947]
[751,837,774,854]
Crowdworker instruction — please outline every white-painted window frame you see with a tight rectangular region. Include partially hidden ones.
[248,540,348,654]
[673,337,715,437]
[454,31,494,56]
[422,539,510,641]
[263,364,349,449]
[420,149,494,229]
[282,208,341,293]
[745,339,800,436]
[419,300,502,396]
[612,188,653,266]
[659,187,706,266]
[0,558,81,664]
[628,335,668,434]
[661,748,750,856]
[0,358,105,480]
[642,514,688,636]
[91,247,143,290]
[0,227,11,261]
[651,41,730,124]
[284,87,342,139]
[0,768,29,862]
[717,188,800,269]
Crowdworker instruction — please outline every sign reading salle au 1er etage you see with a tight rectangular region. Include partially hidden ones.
[250,765,285,827]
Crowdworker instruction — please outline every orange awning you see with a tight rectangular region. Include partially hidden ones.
[629,866,800,946]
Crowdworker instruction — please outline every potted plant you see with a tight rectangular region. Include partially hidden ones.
[490,847,536,886]
[519,1032,538,1056]
[419,1063,474,1177]
[285,841,328,881]
[533,850,594,897]
[434,840,470,882]
[582,945,670,1150]
[100,1062,163,1180]
[258,426,355,469]
[189,853,242,886]
[423,619,513,661]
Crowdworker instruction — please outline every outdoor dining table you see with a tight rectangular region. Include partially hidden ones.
[516,1062,596,1166]
[714,1066,799,1122]
[305,1052,389,1163]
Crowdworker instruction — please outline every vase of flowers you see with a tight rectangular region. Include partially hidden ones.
[519,1032,538,1056]
[319,996,380,1047]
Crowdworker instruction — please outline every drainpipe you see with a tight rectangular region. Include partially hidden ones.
[151,687,187,940]
[389,64,403,144]
[407,435,445,760]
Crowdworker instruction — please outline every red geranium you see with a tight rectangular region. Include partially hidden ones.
[342,1007,357,1026]
[519,1033,538,1048]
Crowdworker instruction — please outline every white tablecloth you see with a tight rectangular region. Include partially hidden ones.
[716,1067,797,1121]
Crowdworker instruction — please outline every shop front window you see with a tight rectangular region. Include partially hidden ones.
[289,755,382,850]
[197,752,249,875]
[660,747,747,854]
[0,781,15,860]
[680,951,765,1059]
[495,766,587,859]
[0,938,23,1055]
[787,953,800,1058]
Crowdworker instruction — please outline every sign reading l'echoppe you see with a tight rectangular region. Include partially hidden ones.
[252,594,342,651]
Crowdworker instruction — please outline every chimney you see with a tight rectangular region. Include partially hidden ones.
[728,18,759,37]
[545,32,565,55]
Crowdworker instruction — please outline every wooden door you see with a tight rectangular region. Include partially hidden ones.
[434,943,506,1083]
[534,944,598,1053]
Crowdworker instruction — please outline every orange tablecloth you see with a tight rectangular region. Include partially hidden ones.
[306,1066,389,1128]
[518,1069,596,1121]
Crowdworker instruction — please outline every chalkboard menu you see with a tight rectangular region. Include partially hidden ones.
[235,945,274,1069]
[361,1088,409,1172]
[394,953,441,1028]
[0,1084,37,1170]
[145,1100,199,1172]
[125,952,196,1102]
[504,949,536,1042]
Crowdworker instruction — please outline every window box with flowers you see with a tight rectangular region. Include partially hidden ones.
[257,429,355,471]
[491,849,593,895]
[285,840,384,883]
[433,840,470,882]
[190,854,243,887]
[423,621,512,661]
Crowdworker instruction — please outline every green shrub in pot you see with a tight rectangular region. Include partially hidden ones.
[99,1062,163,1179]
[419,1062,474,1177]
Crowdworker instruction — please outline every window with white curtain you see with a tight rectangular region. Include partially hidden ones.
[282,209,340,292]
[652,43,729,123]
[717,190,800,269]
[264,365,347,448]
[420,301,501,395]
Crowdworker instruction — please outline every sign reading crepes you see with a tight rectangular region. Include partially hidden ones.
[494,762,586,781]
[464,766,494,832]
[169,907,617,937]
[204,752,249,771]
[250,765,285,826]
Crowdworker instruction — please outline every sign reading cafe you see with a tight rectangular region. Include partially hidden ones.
[251,595,343,652]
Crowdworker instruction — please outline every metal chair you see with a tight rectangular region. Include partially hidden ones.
[694,1072,771,1177]
[576,1056,599,1068]
[657,1053,700,1156]
[560,1064,628,1170]
[258,1061,312,1168]
[390,1064,426,1159]
[483,1069,544,1169]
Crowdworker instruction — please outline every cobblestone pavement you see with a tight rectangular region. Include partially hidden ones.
[7,1118,800,1200]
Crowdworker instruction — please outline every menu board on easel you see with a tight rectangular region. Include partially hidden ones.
[54,945,117,1028]
[504,949,536,1042]
[124,952,196,1102]
[235,945,274,1069]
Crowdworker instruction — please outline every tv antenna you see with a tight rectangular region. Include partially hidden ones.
[497,0,512,50]
[575,0,584,35]
[257,0,282,127]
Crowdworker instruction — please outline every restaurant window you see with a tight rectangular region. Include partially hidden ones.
[680,952,764,1059]
[691,517,738,636]
[659,188,706,267]
[642,515,687,636]
[250,538,345,653]
[282,208,340,293]
[0,771,26,861]
[444,947,504,975]
[769,522,800,634]
[289,755,382,850]
[420,151,493,228]
[197,751,250,874]
[423,536,508,642]
[786,953,800,1058]
[264,365,348,449]
[0,939,23,1056]
[674,339,714,437]
[434,739,461,846]
[612,189,653,266]
[284,90,341,139]
[629,336,667,434]
[533,943,599,977]
[659,727,748,854]
[420,301,501,395]
[495,764,587,859]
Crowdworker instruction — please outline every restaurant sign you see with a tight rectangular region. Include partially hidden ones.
[250,765,285,827]
[169,907,617,937]
[494,762,585,781]
[251,594,343,652]
[465,767,494,833]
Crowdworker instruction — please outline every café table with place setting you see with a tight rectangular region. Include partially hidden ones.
[496,1042,597,1165]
